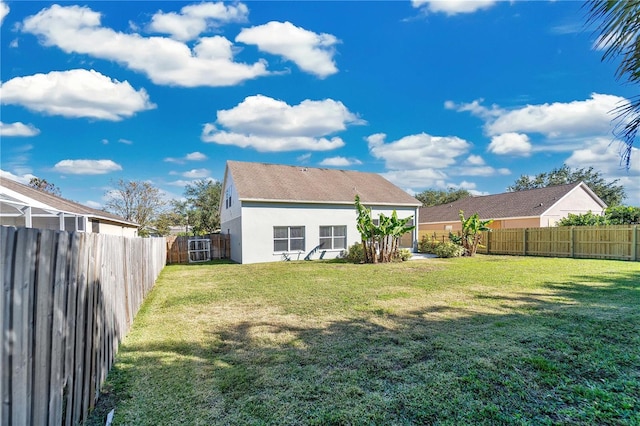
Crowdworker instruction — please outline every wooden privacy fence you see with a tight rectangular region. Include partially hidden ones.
[166,233,230,264]
[1,226,166,425]
[420,226,639,261]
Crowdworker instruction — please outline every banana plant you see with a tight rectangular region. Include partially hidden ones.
[355,195,377,263]
[355,196,415,263]
[459,210,493,256]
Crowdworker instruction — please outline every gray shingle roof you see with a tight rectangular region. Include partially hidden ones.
[0,177,138,226]
[419,182,606,223]
[227,161,421,206]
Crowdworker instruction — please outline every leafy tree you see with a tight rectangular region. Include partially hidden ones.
[104,180,166,236]
[183,180,222,235]
[587,0,639,169]
[28,177,61,196]
[557,211,607,227]
[354,195,415,263]
[507,164,626,206]
[458,211,492,256]
[605,205,640,224]
[556,206,640,226]
[415,187,470,206]
[153,210,185,236]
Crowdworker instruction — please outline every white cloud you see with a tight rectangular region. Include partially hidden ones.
[488,133,532,156]
[202,95,363,152]
[451,93,632,161]
[454,166,511,177]
[412,0,497,15]
[53,159,122,175]
[236,21,339,78]
[464,155,485,166]
[381,168,449,190]
[167,177,217,187]
[149,2,248,41]
[202,128,346,152]
[319,156,362,167]
[565,137,640,205]
[485,93,624,138]
[22,4,270,87]
[185,152,207,161]
[0,121,40,137]
[118,138,133,145]
[297,153,312,163]
[445,98,503,120]
[0,69,155,120]
[0,169,37,184]
[367,132,471,170]
[182,168,210,178]
[0,1,9,26]
[165,151,208,164]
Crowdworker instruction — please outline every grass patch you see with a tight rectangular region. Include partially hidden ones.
[89,256,640,425]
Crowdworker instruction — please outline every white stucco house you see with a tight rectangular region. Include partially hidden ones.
[1,176,139,237]
[220,161,422,264]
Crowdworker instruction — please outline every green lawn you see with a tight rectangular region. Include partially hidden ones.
[90,256,640,425]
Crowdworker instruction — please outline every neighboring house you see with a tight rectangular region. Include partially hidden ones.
[220,161,422,264]
[0,177,139,237]
[419,182,607,231]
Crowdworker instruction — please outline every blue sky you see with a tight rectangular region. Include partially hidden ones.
[1,0,639,209]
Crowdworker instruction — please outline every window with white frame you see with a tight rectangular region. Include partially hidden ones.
[273,226,305,252]
[319,225,346,250]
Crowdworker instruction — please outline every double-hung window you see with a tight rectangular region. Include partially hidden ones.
[273,226,305,252]
[319,225,346,250]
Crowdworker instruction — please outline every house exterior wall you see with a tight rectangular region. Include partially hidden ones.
[541,189,606,227]
[492,218,542,229]
[420,217,542,232]
[233,201,417,264]
[220,171,241,224]
[223,216,242,263]
[91,220,138,237]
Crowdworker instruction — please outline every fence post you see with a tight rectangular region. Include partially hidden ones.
[570,227,575,259]
[633,225,638,262]
[522,228,527,256]
[486,231,491,255]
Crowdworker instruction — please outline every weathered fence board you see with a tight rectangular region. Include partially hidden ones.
[0,227,166,425]
[166,233,230,264]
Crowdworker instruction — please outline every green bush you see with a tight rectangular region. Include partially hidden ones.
[397,249,412,261]
[419,235,443,254]
[433,242,465,258]
[605,205,640,224]
[557,211,607,226]
[342,243,365,263]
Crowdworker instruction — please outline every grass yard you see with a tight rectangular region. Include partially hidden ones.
[89,256,640,425]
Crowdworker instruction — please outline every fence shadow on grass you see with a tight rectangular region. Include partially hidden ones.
[92,268,640,425]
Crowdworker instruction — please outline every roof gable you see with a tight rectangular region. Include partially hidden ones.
[226,161,421,206]
[0,177,137,226]
[419,182,607,223]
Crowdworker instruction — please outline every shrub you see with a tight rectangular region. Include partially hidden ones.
[557,211,607,226]
[397,249,412,261]
[433,242,465,258]
[605,205,640,224]
[342,243,365,263]
[419,235,440,254]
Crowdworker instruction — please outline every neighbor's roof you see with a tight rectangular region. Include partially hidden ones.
[226,161,421,206]
[419,182,607,223]
[0,177,138,227]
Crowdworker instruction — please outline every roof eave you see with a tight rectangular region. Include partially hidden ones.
[239,197,421,207]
